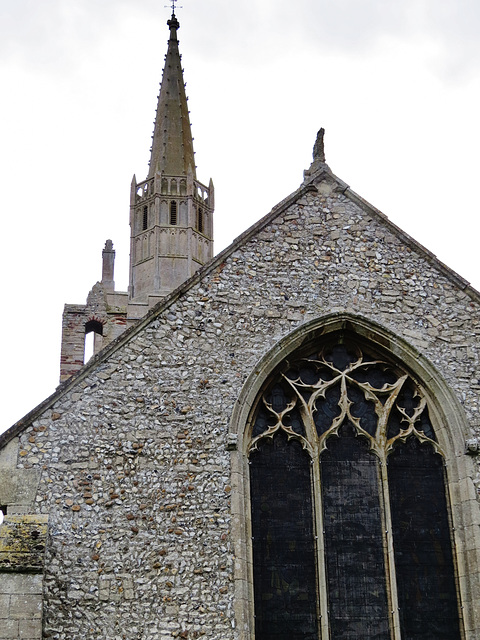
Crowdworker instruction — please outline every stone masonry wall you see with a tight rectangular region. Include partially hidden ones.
[0,574,43,640]
[0,514,48,640]
[3,173,480,638]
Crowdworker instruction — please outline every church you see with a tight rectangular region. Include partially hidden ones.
[1,11,480,640]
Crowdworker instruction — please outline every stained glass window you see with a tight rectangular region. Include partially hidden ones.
[248,336,461,639]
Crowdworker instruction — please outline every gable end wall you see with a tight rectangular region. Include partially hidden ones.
[2,178,480,638]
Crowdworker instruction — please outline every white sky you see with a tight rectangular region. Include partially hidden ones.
[1,0,480,434]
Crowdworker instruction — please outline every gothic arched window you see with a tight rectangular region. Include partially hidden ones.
[248,335,462,640]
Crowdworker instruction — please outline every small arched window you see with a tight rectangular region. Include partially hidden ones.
[248,334,462,640]
[197,206,204,234]
[170,201,177,225]
[142,205,148,231]
[84,320,103,363]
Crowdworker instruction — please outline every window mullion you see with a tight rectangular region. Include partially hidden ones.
[312,454,330,640]
[380,456,402,640]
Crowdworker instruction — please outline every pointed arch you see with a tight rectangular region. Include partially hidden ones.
[229,313,480,640]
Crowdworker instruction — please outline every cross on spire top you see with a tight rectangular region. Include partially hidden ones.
[165,0,182,15]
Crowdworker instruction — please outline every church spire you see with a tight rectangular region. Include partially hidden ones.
[128,11,214,305]
[148,13,196,179]
[59,7,214,382]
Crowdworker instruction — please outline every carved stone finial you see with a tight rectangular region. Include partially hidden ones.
[313,128,326,163]
[104,239,113,251]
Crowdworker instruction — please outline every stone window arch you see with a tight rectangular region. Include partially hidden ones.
[229,314,480,640]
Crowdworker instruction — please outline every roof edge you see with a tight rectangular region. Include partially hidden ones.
[338,178,479,300]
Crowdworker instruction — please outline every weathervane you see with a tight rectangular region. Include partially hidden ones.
[165,0,182,13]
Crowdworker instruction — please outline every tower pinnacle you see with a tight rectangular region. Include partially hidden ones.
[148,12,195,179]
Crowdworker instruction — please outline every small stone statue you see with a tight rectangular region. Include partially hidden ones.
[313,127,326,163]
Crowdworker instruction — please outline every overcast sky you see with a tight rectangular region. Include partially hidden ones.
[1,0,480,433]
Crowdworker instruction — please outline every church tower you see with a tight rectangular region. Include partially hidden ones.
[59,12,214,380]
[128,12,214,316]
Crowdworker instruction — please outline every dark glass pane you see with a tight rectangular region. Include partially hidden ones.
[388,438,461,640]
[386,406,406,440]
[283,404,306,437]
[321,422,389,639]
[250,434,318,640]
[415,407,437,442]
[252,403,273,438]
[314,382,341,436]
[268,383,289,413]
[387,381,436,441]
[416,406,435,440]
[298,362,324,385]
[397,379,419,417]
[324,344,358,371]
[348,384,377,436]
[349,363,397,389]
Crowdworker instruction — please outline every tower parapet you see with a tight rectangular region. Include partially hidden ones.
[128,172,214,305]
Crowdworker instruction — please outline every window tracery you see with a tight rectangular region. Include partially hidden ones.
[248,338,462,640]
[249,342,438,458]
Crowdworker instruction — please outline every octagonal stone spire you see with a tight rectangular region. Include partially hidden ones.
[148,13,196,179]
